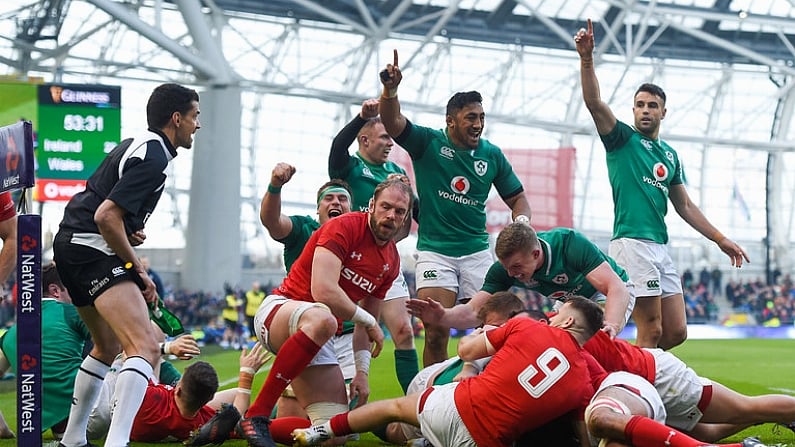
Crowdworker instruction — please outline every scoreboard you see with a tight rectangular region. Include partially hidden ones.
[35,83,121,201]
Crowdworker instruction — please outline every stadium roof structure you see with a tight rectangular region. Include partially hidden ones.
[216,0,795,67]
[0,0,793,284]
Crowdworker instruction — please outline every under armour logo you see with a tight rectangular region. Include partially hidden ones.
[351,252,362,260]
[276,373,291,385]
[664,430,676,446]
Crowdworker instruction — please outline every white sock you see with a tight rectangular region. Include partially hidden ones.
[60,355,110,447]
[323,421,335,437]
[103,356,152,447]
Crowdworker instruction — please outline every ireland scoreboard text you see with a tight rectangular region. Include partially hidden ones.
[35,83,121,201]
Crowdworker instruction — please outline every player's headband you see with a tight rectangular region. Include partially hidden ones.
[317,186,351,206]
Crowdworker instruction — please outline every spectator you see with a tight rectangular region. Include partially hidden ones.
[699,267,711,290]
[711,266,723,297]
[682,268,694,290]
[244,281,266,341]
[141,256,166,300]
[221,283,244,349]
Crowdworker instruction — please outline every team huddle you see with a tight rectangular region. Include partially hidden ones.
[8,19,782,447]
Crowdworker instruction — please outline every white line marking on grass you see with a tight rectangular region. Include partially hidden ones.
[219,364,272,387]
[769,387,795,395]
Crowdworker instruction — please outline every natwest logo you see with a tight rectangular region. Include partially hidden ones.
[20,354,38,371]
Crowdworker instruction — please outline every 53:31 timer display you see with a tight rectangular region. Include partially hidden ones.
[63,114,105,132]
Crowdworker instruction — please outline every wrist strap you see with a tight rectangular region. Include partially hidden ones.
[238,369,254,391]
[267,184,282,194]
[352,306,377,328]
[354,350,372,375]
[381,87,398,99]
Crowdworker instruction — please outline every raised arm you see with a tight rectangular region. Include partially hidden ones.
[574,19,618,136]
[259,162,297,240]
[329,99,379,174]
[378,49,408,138]
[669,184,749,268]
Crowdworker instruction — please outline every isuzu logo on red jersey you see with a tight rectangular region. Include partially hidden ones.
[341,267,376,293]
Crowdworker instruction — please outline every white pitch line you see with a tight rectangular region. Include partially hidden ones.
[768,387,795,395]
[219,364,272,387]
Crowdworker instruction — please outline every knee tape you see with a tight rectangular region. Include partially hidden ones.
[585,396,631,423]
[305,401,349,425]
[288,302,331,336]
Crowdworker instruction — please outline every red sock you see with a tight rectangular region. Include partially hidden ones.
[624,415,711,447]
[268,417,311,444]
[246,331,322,418]
[329,412,352,437]
[623,415,747,447]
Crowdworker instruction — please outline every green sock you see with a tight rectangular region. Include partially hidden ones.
[158,360,182,386]
[394,349,419,394]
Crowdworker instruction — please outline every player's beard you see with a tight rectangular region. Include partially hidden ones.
[369,213,397,243]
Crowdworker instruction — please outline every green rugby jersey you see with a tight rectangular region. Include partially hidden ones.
[397,121,523,257]
[279,215,320,272]
[601,120,683,244]
[481,227,628,300]
[330,152,408,212]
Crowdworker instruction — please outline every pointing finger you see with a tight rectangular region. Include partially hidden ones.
[393,49,398,68]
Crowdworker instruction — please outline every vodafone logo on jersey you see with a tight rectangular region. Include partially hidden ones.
[450,176,470,194]
[653,162,668,181]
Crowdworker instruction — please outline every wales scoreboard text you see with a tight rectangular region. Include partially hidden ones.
[35,83,121,201]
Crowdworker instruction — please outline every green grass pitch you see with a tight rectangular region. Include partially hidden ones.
[1,337,794,446]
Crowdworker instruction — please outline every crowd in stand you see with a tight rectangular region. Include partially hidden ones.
[1,268,794,332]
[725,273,795,325]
